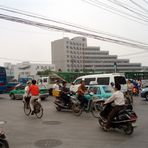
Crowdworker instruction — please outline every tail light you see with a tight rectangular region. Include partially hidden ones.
[130,113,137,121]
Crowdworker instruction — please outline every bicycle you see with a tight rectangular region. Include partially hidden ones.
[24,97,43,119]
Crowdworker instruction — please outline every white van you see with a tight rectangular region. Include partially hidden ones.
[70,73,127,93]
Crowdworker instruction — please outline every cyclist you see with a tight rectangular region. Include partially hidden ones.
[23,81,31,103]
[28,79,41,115]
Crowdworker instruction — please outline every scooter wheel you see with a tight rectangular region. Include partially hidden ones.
[98,117,104,128]
[123,123,134,135]
[56,106,61,111]
[72,104,82,116]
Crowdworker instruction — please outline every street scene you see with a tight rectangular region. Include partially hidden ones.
[0,93,148,148]
[1,0,148,148]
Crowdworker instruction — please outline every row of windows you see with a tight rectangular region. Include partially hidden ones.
[84,64,141,68]
[66,41,85,46]
[85,48,100,51]
[84,56,117,59]
[66,46,85,50]
[36,66,54,70]
[67,51,84,54]
[83,61,128,63]
[67,60,84,63]
[67,55,83,58]
[67,64,83,67]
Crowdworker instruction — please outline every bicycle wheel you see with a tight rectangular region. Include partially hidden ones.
[35,103,43,119]
[24,102,31,116]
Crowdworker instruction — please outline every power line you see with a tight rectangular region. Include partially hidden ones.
[143,0,148,5]
[0,6,148,45]
[0,13,148,50]
[106,0,148,18]
[129,0,148,13]
[83,0,148,24]
[1,5,148,46]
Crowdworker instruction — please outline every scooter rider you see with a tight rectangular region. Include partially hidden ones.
[77,80,88,108]
[60,81,70,106]
[28,79,41,115]
[104,83,125,130]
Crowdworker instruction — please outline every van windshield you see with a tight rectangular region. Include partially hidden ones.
[114,76,126,85]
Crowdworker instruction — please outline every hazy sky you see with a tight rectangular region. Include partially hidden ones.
[0,0,148,66]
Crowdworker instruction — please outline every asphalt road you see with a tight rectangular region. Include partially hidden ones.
[0,94,148,148]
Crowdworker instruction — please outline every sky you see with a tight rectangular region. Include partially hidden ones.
[0,0,148,67]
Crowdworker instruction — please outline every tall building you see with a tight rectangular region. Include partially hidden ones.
[51,37,142,72]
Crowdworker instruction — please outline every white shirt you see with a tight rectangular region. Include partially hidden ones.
[105,90,125,106]
[52,83,59,90]
[23,85,30,97]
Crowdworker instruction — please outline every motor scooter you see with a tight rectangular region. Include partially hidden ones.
[98,103,137,135]
[54,92,75,111]
[71,93,104,117]
[0,121,9,148]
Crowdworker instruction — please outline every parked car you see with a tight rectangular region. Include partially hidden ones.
[9,83,49,100]
[141,87,148,100]
[141,80,148,88]
[84,85,112,100]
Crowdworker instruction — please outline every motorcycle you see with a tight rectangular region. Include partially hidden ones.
[0,121,9,148]
[54,92,75,111]
[71,93,104,117]
[132,86,139,96]
[98,103,137,135]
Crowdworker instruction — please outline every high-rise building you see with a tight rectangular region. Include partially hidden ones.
[51,37,142,72]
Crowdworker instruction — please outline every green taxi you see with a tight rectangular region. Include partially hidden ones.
[9,83,49,100]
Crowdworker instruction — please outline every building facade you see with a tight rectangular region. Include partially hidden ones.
[51,37,142,72]
[4,62,55,80]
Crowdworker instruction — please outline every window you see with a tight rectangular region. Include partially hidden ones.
[97,77,109,85]
[102,86,112,93]
[74,79,82,85]
[114,76,126,85]
[85,78,95,85]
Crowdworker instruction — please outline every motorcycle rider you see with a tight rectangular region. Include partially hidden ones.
[104,83,125,130]
[28,79,41,115]
[52,80,60,90]
[60,81,70,106]
[77,80,88,108]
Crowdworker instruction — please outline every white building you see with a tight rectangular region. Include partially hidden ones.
[4,62,55,80]
[51,37,142,72]
[51,37,87,72]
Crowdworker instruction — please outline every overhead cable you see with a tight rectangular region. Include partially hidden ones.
[0,13,148,50]
[1,5,148,46]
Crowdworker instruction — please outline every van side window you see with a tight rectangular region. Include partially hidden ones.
[97,77,109,85]
[85,78,95,85]
[74,79,82,85]
[114,76,126,85]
